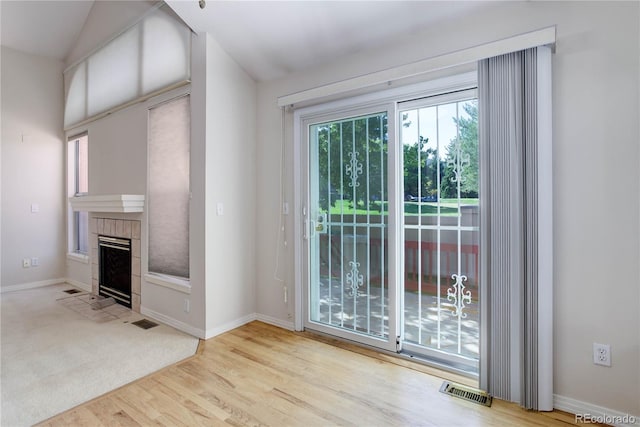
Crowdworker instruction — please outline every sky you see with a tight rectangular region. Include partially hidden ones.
[400,99,475,159]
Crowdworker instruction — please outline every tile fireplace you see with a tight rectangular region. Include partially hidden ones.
[90,217,141,313]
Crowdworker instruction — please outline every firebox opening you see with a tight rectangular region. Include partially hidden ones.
[98,235,132,308]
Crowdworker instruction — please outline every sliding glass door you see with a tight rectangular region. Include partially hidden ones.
[302,88,480,372]
[399,91,479,370]
[304,106,400,351]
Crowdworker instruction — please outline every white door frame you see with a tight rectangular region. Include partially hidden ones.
[293,73,478,342]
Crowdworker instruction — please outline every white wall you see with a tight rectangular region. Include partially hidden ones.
[1,47,65,289]
[255,1,639,417]
[204,34,257,337]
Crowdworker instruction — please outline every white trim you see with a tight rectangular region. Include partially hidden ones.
[536,45,554,411]
[140,306,205,339]
[278,26,555,107]
[66,252,90,264]
[144,273,191,294]
[64,278,91,293]
[293,107,304,331]
[1,278,66,293]
[255,313,295,331]
[69,194,145,213]
[204,313,257,340]
[554,394,639,426]
[293,73,476,121]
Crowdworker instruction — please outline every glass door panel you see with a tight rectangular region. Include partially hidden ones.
[400,94,480,371]
[307,111,397,350]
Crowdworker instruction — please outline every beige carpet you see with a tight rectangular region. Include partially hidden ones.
[1,283,199,427]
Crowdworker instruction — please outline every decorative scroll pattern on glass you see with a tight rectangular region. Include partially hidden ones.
[346,261,364,297]
[345,151,363,188]
[447,151,471,183]
[447,274,472,318]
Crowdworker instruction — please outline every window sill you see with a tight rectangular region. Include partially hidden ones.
[144,273,191,294]
[67,252,89,264]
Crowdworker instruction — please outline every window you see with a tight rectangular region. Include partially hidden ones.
[68,133,89,254]
[148,95,190,279]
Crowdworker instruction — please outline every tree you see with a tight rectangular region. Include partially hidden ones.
[403,136,441,199]
[315,114,388,212]
[441,102,478,199]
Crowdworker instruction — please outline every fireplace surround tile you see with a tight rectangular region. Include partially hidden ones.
[132,275,141,295]
[132,221,141,239]
[132,239,140,258]
[91,216,142,313]
[123,221,132,238]
[115,220,125,237]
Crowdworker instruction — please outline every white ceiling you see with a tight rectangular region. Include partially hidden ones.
[1,0,94,60]
[1,0,487,82]
[167,0,487,81]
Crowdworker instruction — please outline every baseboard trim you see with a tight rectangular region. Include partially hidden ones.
[140,306,206,339]
[554,394,639,426]
[1,278,66,293]
[255,313,295,331]
[204,313,258,339]
[134,310,293,341]
[63,278,91,293]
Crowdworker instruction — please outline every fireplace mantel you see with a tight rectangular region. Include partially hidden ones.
[69,194,145,213]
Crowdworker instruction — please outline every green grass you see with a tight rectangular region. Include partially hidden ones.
[325,199,478,216]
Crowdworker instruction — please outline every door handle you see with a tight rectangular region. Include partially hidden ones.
[316,212,328,234]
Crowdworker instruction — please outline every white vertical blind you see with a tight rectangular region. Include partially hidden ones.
[64,4,191,129]
[478,47,553,411]
[148,95,190,279]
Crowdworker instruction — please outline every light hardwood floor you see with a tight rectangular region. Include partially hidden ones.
[39,321,590,426]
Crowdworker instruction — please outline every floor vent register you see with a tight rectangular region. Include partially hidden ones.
[132,319,159,330]
[439,381,492,407]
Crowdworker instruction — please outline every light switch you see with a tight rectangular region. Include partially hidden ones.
[31,203,39,213]
[216,202,224,216]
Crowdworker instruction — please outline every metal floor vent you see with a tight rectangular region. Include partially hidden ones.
[439,381,492,407]
[63,289,81,294]
[132,319,158,330]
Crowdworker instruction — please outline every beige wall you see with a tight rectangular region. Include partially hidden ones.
[1,47,65,289]
[203,34,257,337]
[255,1,640,416]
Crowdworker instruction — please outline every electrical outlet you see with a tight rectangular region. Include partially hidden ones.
[22,258,31,268]
[593,343,611,367]
[31,257,39,267]
[183,299,190,313]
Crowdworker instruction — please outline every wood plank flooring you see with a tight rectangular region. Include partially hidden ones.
[38,321,588,426]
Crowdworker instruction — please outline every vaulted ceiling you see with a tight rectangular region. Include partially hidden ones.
[1,0,490,82]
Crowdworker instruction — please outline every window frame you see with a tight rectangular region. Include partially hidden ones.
[67,132,89,257]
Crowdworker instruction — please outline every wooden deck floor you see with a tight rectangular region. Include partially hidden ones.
[39,321,586,426]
